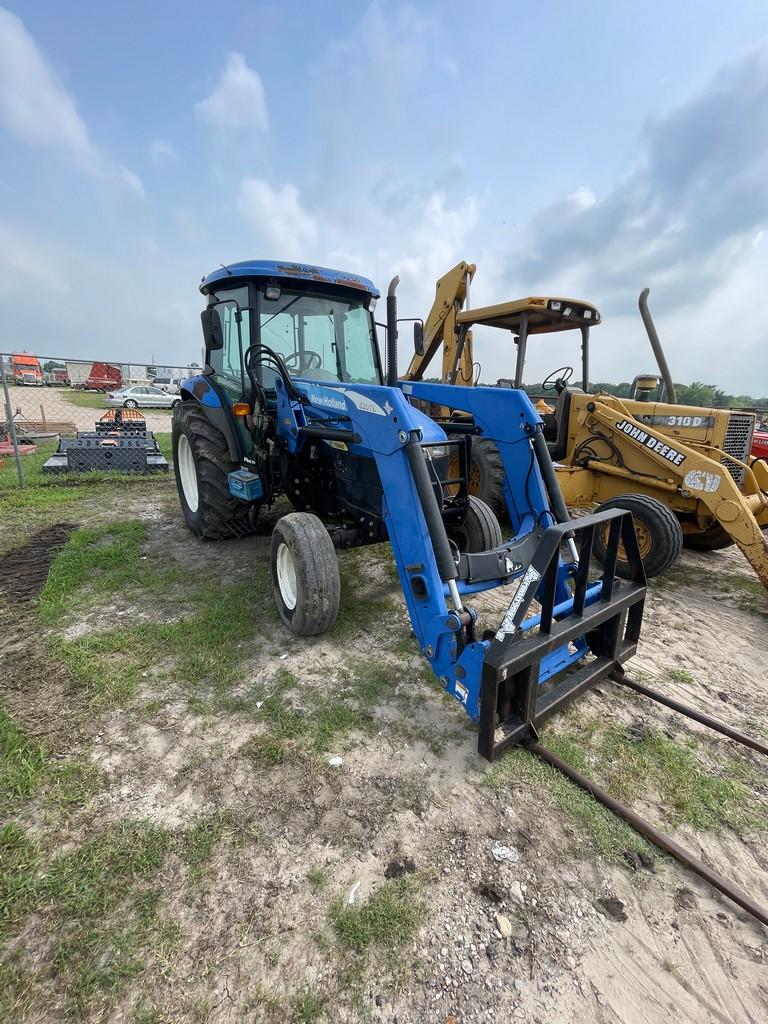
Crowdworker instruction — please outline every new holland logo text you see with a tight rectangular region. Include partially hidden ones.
[615,420,686,466]
[308,389,346,412]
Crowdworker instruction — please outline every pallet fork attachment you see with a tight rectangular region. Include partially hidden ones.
[478,510,645,760]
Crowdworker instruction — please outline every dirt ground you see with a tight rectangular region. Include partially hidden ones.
[1,478,766,1024]
[4,383,173,433]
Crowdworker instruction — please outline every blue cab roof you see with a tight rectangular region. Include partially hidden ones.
[200,260,380,298]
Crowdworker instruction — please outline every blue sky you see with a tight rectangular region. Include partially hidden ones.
[1,1,767,390]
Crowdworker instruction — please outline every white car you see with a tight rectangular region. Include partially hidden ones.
[106,385,180,409]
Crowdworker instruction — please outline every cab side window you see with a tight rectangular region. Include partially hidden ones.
[207,285,250,387]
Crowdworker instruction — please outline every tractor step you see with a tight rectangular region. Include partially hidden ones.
[478,509,645,761]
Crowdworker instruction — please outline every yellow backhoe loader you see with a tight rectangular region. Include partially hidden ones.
[403,262,768,587]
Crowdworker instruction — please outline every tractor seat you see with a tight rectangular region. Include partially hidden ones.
[547,386,582,461]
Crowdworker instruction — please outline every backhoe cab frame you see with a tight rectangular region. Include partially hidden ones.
[404,262,768,589]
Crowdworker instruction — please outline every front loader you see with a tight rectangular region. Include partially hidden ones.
[405,262,768,588]
[171,259,645,761]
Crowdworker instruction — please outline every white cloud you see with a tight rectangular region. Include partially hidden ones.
[568,186,597,211]
[150,139,179,164]
[0,222,71,296]
[237,178,318,257]
[195,53,268,130]
[0,7,143,195]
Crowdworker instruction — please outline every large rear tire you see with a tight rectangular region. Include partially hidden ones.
[469,439,506,517]
[270,513,340,636]
[172,401,257,539]
[683,523,735,551]
[447,495,503,553]
[593,493,683,579]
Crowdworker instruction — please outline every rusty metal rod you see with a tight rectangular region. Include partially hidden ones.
[611,671,768,757]
[526,740,768,928]
[528,737,768,929]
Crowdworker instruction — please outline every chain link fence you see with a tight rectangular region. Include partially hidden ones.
[0,353,198,488]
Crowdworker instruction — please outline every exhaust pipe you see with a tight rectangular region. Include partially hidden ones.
[386,275,400,387]
[638,288,676,403]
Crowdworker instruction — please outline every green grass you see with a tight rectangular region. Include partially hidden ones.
[292,989,326,1023]
[329,875,427,967]
[486,744,654,862]
[307,868,329,892]
[238,667,378,768]
[668,668,695,685]
[0,711,46,813]
[0,819,177,1020]
[0,709,99,820]
[39,520,180,623]
[486,715,768,859]
[39,518,274,703]
[178,811,235,881]
[0,434,173,493]
[330,548,399,640]
[53,575,271,703]
[61,389,112,409]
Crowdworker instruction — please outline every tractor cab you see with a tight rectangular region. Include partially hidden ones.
[453,297,602,459]
[199,259,383,396]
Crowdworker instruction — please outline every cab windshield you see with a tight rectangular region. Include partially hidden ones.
[258,289,380,387]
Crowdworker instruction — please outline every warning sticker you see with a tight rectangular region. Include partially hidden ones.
[495,565,541,641]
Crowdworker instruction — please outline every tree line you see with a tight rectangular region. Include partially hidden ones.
[523,381,768,410]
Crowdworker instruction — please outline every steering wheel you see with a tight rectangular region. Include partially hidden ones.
[542,366,574,393]
[283,349,323,373]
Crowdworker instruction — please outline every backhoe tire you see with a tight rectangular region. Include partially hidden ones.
[448,495,503,554]
[172,401,257,540]
[468,438,506,517]
[593,493,683,579]
[683,523,735,551]
[270,513,340,636]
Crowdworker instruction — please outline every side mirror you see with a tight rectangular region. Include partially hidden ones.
[413,321,424,356]
[201,307,224,351]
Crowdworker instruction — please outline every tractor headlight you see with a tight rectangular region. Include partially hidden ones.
[583,309,592,320]
[548,300,562,311]
[563,306,573,316]
[425,445,448,459]
[265,286,281,301]
[368,296,377,313]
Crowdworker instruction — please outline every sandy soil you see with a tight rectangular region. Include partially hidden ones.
[4,383,173,433]
[1,492,766,1024]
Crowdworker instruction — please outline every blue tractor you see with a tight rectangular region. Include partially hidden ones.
[173,260,646,760]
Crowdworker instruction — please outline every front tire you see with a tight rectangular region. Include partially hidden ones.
[172,401,257,539]
[447,495,503,553]
[593,493,683,579]
[270,513,340,636]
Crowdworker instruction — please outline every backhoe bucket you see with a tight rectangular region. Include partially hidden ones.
[478,509,645,761]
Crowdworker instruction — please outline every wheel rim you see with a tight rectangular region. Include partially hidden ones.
[276,543,298,610]
[125,400,137,408]
[177,434,199,513]
[446,453,482,498]
[469,458,482,494]
[600,518,653,563]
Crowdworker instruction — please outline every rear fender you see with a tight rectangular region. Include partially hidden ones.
[179,375,241,462]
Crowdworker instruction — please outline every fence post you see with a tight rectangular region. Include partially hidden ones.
[0,354,25,488]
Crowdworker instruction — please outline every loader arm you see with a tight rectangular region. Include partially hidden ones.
[576,397,768,587]
[403,261,476,386]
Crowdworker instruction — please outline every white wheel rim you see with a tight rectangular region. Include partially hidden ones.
[276,542,298,610]
[177,434,199,513]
